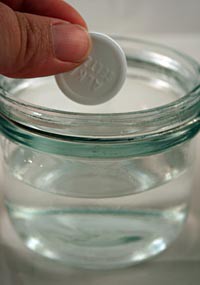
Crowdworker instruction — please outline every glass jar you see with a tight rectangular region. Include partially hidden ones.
[0,38,200,270]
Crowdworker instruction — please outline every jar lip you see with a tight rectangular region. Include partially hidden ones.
[0,37,200,139]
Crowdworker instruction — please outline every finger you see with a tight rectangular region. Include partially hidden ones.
[0,3,91,78]
[1,0,87,29]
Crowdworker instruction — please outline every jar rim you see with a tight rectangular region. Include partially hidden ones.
[0,37,200,140]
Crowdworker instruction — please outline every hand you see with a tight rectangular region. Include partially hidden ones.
[0,0,91,78]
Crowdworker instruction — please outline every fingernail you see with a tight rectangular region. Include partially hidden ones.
[52,23,91,63]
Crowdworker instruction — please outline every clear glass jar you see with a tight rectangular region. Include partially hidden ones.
[0,38,200,269]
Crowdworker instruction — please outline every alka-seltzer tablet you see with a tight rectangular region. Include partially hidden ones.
[55,32,127,105]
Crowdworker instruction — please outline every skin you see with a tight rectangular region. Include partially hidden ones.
[0,0,91,78]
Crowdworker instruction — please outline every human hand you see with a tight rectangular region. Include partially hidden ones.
[0,0,91,78]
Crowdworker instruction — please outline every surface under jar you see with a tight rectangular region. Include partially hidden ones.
[0,38,200,269]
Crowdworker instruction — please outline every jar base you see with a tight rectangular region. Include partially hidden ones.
[7,205,186,269]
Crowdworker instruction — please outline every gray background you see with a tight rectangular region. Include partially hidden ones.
[0,1,200,284]
[67,0,200,34]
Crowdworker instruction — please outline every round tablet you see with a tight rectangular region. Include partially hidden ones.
[55,32,127,105]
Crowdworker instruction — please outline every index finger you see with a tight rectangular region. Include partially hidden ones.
[1,0,87,28]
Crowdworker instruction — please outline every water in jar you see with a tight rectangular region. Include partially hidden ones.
[1,138,194,269]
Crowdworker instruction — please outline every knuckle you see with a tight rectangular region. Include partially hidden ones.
[0,3,21,75]
[14,12,51,76]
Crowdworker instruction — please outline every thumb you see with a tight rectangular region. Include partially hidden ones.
[0,3,91,78]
